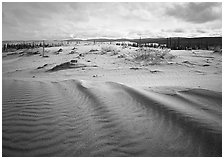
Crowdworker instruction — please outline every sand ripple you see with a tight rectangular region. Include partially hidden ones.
[2,79,222,157]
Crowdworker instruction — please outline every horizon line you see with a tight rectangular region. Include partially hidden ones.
[2,36,222,42]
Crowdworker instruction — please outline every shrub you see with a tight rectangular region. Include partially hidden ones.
[101,45,119,55]
[133,48,174,65]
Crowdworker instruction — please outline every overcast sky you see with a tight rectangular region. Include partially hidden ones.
[2,2,222,40]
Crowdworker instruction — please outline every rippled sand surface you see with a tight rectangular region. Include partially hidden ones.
[2,79,222,157]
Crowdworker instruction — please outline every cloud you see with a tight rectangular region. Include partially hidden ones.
[2,2,222,40]
[196,29,207,34]
[163,28,185,33]
[166,2,222,23]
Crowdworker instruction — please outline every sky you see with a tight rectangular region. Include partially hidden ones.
[2,2,222,40]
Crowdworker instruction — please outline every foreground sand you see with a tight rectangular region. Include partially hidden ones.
[2,44,222,156]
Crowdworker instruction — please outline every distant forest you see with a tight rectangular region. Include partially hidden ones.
[88,37,222,50]
[2,37,222,52]
[138,37,222,50]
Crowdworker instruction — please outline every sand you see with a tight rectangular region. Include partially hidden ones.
[2,43,222,157]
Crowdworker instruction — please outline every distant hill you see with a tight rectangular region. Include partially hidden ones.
[64,39,84,42]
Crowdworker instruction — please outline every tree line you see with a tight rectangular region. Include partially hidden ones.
[2,41,65,52]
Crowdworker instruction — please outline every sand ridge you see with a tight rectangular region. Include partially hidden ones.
[2,79,221,156]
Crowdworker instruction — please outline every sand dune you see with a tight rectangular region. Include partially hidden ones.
[2,79,221,157]
[2,45,222,156]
